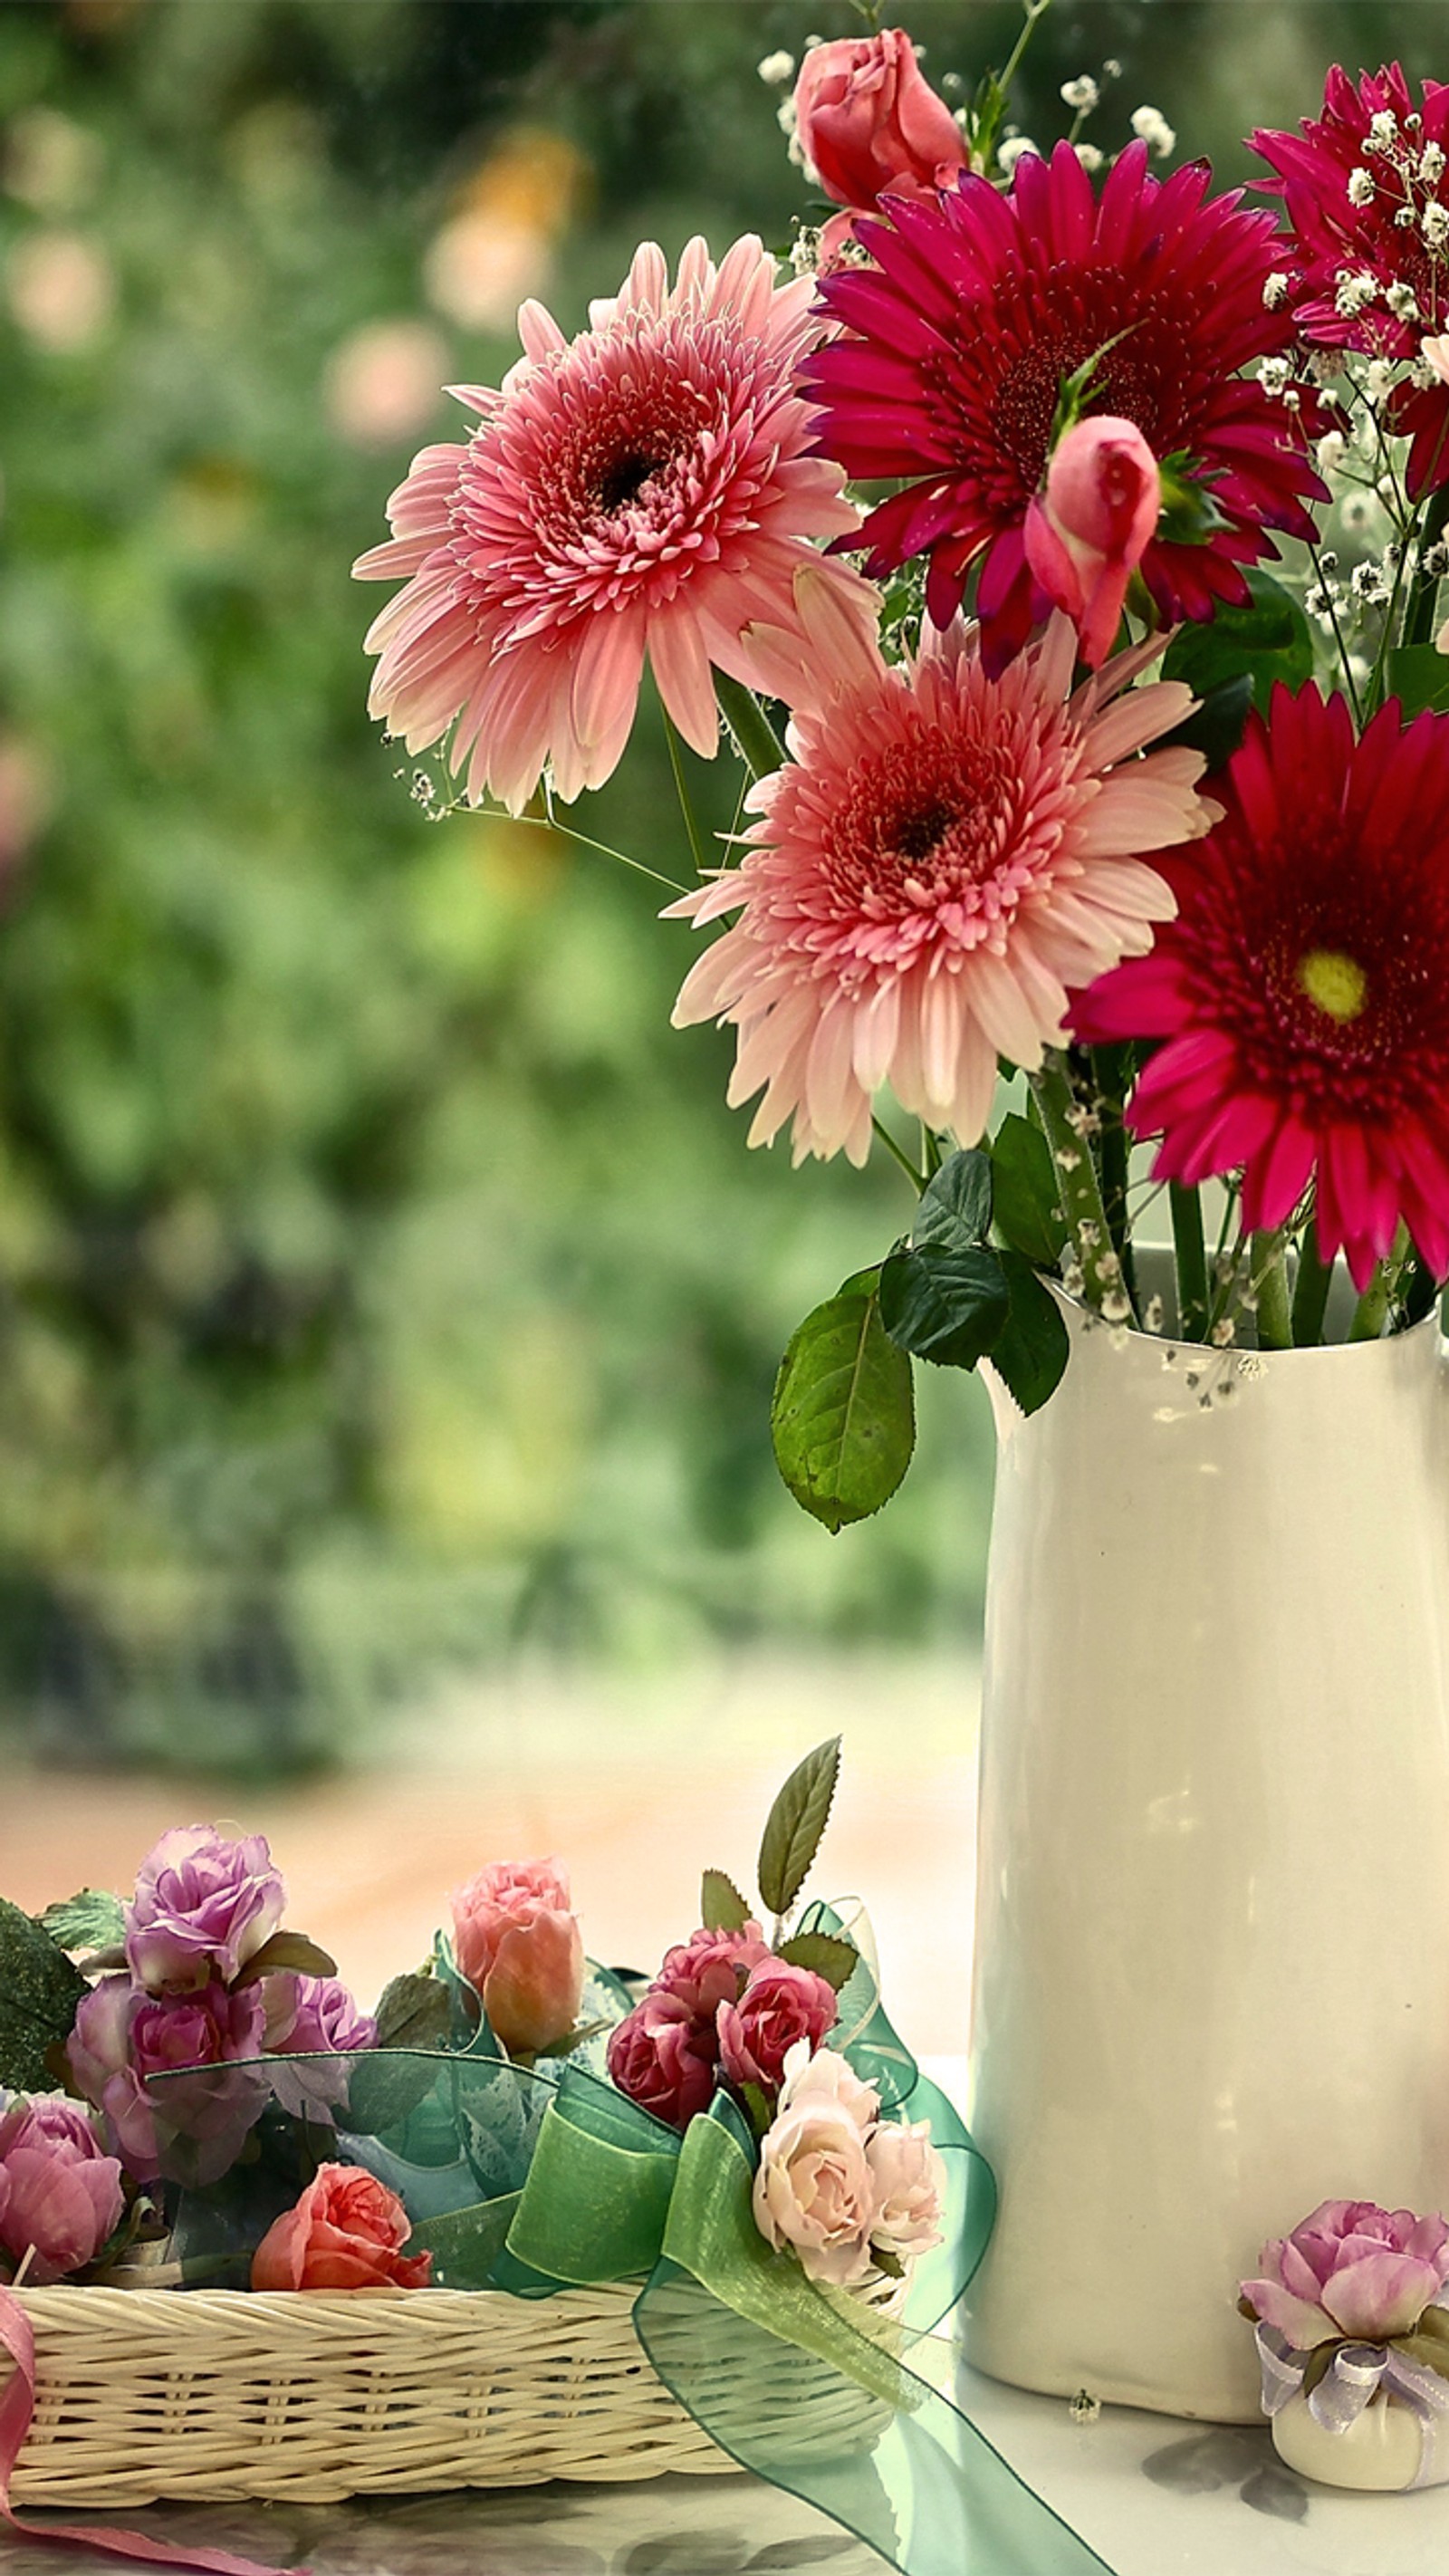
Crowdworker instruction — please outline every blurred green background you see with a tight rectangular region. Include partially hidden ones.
[0,0,1440,1769]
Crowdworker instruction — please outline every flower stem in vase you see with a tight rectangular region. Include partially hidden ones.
[1349,1223,1412,1341]
[1029,1051,1133,1321]
[1252,1232,1292,1350]
[1169,1182,1211,1343]
[1089,1043,1137,1312]
[1289,1227,1334,1347]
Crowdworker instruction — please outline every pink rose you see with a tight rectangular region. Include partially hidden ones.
[449,1858,586,2058]
[792,30,967,215]
[1242,2201,1449,2350]
[867,2116,945,2263]
[125,1824,286,1994]
[251,2164,431,2292]
[0,2094,124,2284]
[778,2039,879,2132]
[1023,418,1161,669]
[607,1990,718,2130]
[67,1974,270,2187]
[653,1922,772,2022]
[262,1973,378,2119]
[717,1961,838,2098]
[754,2084,878,2287]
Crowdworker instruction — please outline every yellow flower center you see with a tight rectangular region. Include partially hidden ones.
[1297,947,1367,1024]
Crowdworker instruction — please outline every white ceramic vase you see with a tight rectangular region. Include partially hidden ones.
[960,1280,1449,2421]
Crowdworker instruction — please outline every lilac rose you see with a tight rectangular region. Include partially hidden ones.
[262,1972,378,2119]
[1242,2200,1449,2350]
[0,2093,124,2284]
[68,1974,270,2187]
[125,1823,285,1994]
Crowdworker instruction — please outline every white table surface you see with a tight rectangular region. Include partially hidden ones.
[9,2062,1449,2574]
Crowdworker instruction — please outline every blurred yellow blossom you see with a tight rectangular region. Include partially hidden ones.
[325,319,452,451]
[6,228,115,351]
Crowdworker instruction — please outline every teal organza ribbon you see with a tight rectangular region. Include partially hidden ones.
[156,1929,1114,2576]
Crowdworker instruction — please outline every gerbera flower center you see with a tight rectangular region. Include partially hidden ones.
[1297,946,1368,1023]
[594,447,669,514]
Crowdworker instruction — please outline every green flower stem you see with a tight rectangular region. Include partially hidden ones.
[1089,1044,1137,1311]
[1289,1229,1334,1348]
[1349,1224,1412,1342]
[870,1115,926,1193]
[1169,1182,1210,1343]
[1252,1231,1292,1350]
[714,675,784,782]
[1401,484,1449,649]
[1030,1052,1131,1319]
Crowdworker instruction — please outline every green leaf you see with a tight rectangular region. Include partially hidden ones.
[988,1252,1070,1417]
[0,1898,89,2092]
[1163,673,1254,773]
[775,1929,859,1992]
[912,1147,993,1250]
[757,1736,841,1918]
[1392,2329,1449,2383]
[233,1929,338,1987]
[990,1112,1069,1266]
[871,2244,907,2281]
[700,1869,752,1933]
[771,1273,916,1533]
[739,2080,774,2139]
[1162,570,1313,709]
[1387,645,1449,718]
[373,1971,452,2053]
[38,1889,126,1958]
[878,1241,1010,1370]
[1300,2340,1341,2400]
[1156,454,1231,547]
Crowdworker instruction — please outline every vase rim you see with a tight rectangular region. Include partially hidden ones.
[1050,1244,1444,1366]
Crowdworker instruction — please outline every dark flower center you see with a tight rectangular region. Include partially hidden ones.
[895,801,958,862]
[595,448,665,514]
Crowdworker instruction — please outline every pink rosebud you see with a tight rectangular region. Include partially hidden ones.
[251,2164,431,2292]
[0,2094,124,2284]
[449,1858,585,2058]
[67,1974,270,2187]
[607,1990,717,2131]
[1241,2200,1449,2351]
[717,1960,838,2099]
[792,30,967,215]
[754,2081,878,2287]
[125,1824,286,1994]
[867,2116,945,2262]
[1023,417,1161,669]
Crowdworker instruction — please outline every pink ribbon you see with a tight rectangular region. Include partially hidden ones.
[0,2284,308,2576]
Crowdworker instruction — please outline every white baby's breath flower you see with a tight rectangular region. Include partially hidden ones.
[1130,104,1176,159]
[1364,357,1394,401]
[1386,280,1420,321]
[1316,428,1347,474]
[1262,270,1291,310]
[1257,355,1291,398]
[1368,110,1398,149]
[997,136,1042,175]
[757,50,795,85]
[1347,167,1375,207]
[1422,141,1448,184]
[1425,201,1449,251]
[1074,142,1104,173]
[1334,269,1379,316]
[1060,75,1099,112]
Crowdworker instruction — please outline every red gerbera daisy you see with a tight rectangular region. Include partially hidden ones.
[1252,66,1449,495]
[805,140,1323,669]
[1070,684,1449,1291]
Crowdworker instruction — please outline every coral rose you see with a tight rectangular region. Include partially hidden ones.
[125,1824,286,1994]
[607,1990,717,2130]
[717,1960,837,2098]
[0,2094,124,2284]
[449,1858,585,2058]
[1242,2201,1449,2350]
[1023,417,1161,669]
[250,2164,431,2292]
[792,30,966,213]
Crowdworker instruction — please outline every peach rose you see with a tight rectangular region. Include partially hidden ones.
[449,1857,585,2058]
[250,2164,431,2292]
[1023,416,1161,669]
[792,30,966,214]
[754,2070,879,2287]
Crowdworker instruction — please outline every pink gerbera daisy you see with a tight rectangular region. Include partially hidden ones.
[1071,684,1449,1290]
[667,599,1215,1165]
[805,141,1323,668]
[1252,66,1449,495]
[353,236,877,812]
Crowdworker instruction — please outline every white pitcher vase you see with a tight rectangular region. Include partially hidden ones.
[960,1282,1449,2421]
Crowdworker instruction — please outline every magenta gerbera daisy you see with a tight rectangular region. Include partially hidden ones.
[353,236,877,812]
[1252,66,1449,495]
[805,140,1323,668]
[667,602,1215,1166]
[1071,684,1449,1290]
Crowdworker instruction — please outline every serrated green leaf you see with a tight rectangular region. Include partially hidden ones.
[775,1929,859,1992]
[990,1113,1069,1266]
[911,1148,993,1250]
[373,1971,451,2052]
[878,1241,1010,1370]
[701,1869,752,1933]
[1161,569,1312,710]
[233,1929,338,1987]
[771,1275,916,1533]
[758,1737,840,1918]
[1387,645,1449,718]
[988,1252,1070,1416]
[38,1889,126,1957]
[0,1898,89,2092]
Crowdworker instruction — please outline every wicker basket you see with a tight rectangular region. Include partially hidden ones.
[10,2282,733,2505]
